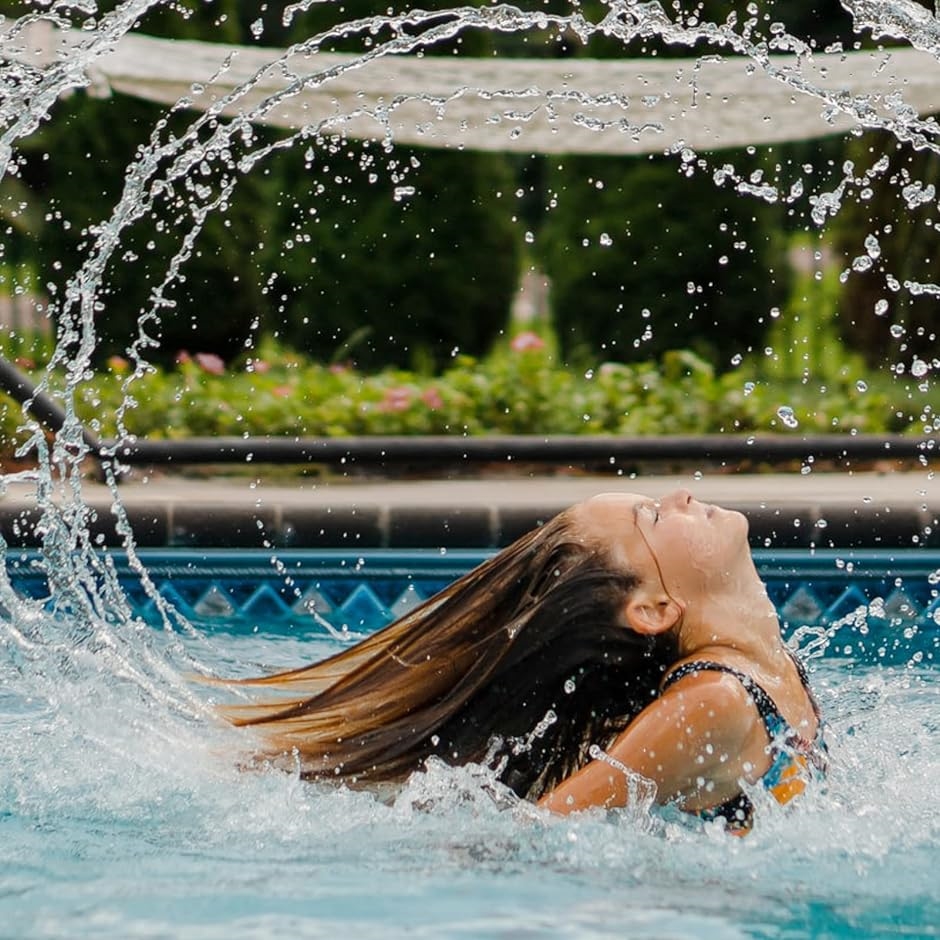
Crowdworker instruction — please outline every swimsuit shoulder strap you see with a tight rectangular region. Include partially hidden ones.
[660,660,784,739]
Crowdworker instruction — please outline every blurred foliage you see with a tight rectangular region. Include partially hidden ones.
[829,131,940,370]
[13,91,273,364]
[3,334,923,451]
[0,0,933,380]
[1,0,521,371]
[260,143,520,371]
[538,152,789,368]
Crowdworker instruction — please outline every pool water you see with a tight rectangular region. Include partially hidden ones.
[2,552,939,939]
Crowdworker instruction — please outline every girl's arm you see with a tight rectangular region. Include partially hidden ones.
[538,670,760,815]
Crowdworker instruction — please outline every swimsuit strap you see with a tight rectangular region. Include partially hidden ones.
[660,660,785,742]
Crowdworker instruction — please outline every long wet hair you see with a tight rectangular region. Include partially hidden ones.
[215,508,678,800]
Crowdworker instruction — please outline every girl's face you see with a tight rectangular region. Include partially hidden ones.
[576,489,752,606]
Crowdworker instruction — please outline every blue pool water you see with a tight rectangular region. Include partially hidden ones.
[2,549,940,938]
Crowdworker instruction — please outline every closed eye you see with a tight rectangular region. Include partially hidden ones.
[633,502,660,526]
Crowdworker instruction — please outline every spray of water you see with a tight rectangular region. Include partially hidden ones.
[1,3,940,934]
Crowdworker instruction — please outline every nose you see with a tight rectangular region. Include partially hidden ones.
[663,488,694,511]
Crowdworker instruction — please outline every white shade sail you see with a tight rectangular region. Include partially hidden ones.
[6,18,940,155]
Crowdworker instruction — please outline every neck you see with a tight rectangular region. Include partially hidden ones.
[675,557,788,668]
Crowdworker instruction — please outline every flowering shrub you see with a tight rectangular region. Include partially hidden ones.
[0,337,934,461]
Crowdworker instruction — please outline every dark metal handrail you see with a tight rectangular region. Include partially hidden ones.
[101,432,935,468]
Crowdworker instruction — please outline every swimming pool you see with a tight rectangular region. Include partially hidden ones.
[1,546,938,938]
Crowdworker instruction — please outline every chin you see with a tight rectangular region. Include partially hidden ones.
[717,505,750,541]
[733,511,752,549]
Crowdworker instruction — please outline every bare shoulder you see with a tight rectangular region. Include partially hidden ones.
[539,664,767,814]
[593,667,762,808]
[648,667,763,752]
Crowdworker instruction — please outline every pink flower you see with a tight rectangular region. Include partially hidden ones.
[107,355,130,374]
[379,386,413,413]
[510,331,546,353]
[249,359,271,375]
[194,352,225,375]
[272,385,293,398]
[421,387,443,410]
[329,362,350,375]
[175,350,192,366]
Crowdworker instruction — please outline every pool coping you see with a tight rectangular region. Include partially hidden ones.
[1,469,939,549]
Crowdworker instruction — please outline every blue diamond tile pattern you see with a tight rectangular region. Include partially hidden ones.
[3,550,940,658]
[193,584,237,619]
[779,586,824,626]
[339,583,392,630]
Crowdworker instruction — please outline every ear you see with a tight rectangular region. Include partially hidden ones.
[623,588,683,637]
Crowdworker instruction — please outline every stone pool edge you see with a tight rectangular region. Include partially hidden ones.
[1,470,938,550]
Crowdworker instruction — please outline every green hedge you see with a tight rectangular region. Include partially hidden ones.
[18,337,923,444]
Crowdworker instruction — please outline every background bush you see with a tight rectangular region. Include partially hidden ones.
[830,132,940,370]
[538,154,789,368]
[261,144,520,371]
[15,335,926,449]
[1,0,521,371]
[0,0,928,380]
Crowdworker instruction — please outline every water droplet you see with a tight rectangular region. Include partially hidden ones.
[912,358,928,378]
[250,18,264,38]
[524,231,535,244]
[744,382,755,396]
[393,186,416,202]
[856,380,868,392]
[890,324,905,338]
[564,678,576,694]
[599,232,613,247]
[776,405,799,429]
[730,353,742,366]
[693,470,703,481]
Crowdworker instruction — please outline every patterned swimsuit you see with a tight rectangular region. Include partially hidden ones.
[660,657,828,835]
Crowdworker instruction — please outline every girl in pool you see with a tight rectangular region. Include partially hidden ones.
[216,489,826,834]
